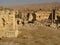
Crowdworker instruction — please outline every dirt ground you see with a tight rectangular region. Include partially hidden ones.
[0,25,60,45]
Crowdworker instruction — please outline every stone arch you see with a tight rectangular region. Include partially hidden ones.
[32,12,36,22]
[26,13,30,21]
[2,18,5,26]
[48,9,55,20]
[17,20,20,25]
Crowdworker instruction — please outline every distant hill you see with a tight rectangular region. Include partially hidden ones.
[11,2,60,10]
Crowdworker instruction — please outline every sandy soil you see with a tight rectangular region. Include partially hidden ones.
[0,25,60,45]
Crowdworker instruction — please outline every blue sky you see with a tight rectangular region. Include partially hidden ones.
[0,0,60,6]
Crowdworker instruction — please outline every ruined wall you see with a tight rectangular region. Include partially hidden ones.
[0,8,18,38]
[35,11,51,21]
[0,7,60,38]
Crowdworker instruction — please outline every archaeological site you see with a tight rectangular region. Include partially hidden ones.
[0,6,60,38]
[0,1,60,45]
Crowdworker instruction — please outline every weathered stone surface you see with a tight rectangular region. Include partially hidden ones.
[0,8,18,38]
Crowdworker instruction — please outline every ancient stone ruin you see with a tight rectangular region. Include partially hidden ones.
[0,7,60,38]
[0,8,18,38]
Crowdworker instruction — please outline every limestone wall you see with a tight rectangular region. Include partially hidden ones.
[0,8,60,38]
[35,11,51,21]
[0,8,18,38]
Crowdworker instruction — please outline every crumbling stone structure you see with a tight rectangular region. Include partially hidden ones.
[35,10,51,21]
[0,8,18,38]
[0,7,60,38]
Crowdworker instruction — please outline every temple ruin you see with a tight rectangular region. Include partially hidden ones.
[0,8,18,38]
[0,7,60,38]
